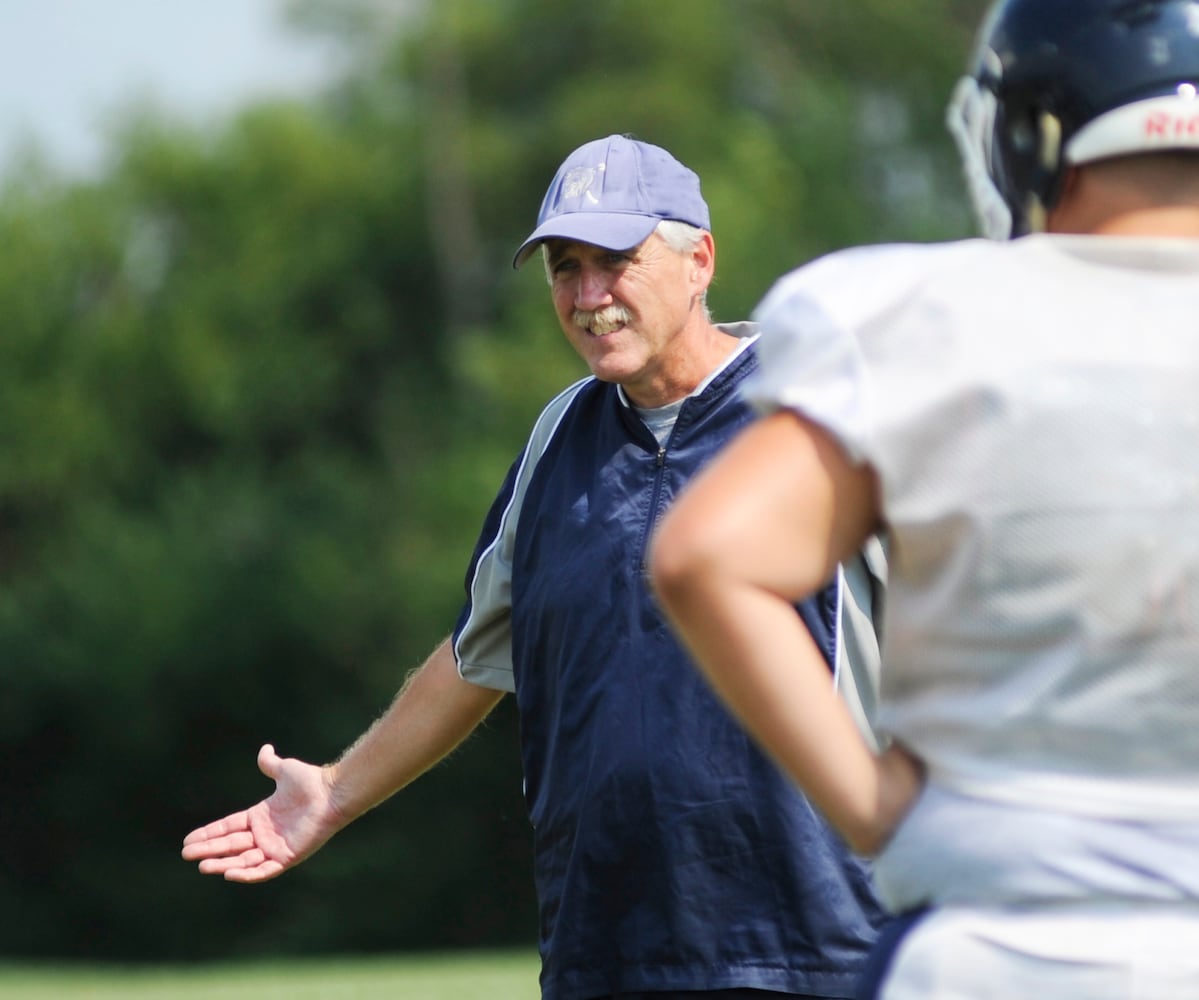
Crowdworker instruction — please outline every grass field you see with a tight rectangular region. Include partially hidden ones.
[0,948,541,999]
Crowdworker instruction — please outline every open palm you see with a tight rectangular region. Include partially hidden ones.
[181,744,342,883]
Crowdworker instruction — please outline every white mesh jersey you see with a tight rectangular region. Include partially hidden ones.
[746,235,1199,907]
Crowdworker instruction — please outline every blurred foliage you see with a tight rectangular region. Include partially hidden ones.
[0,0,986,961]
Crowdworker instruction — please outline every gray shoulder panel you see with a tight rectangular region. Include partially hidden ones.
[454,377,594,691]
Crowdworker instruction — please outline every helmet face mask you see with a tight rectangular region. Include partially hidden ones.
[948,0,1199,239]
[947,70,1016,239]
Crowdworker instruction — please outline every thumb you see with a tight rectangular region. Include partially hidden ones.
[257,743,282,780]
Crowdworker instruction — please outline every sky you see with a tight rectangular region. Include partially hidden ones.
[0,0,344,178]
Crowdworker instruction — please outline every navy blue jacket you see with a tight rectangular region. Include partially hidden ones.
[454,337,885,999]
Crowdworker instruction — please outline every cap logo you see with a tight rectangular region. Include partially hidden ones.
[562,163,603,203]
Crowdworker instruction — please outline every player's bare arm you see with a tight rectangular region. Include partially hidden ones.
[651,411,922,855]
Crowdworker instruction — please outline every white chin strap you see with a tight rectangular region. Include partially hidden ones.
[1066,91,1199,164]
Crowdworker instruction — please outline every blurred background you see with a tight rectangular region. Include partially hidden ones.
[0,0,983,964]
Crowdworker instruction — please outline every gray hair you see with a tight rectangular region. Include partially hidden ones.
[540,220,711,316]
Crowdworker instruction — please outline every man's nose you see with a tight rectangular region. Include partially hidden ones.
[575,265,614,310]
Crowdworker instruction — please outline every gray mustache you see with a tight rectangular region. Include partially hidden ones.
[573,305,632,333]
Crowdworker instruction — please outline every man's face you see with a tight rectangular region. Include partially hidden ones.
[545,232,702,404]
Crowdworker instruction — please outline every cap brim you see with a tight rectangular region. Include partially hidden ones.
[511,213,661,269]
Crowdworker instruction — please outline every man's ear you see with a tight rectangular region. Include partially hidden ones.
[691,231,716,285]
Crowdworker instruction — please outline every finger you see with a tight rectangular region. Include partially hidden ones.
[224,858,286,883]
[196,849,263,876]
[181,829,257,861]
[182,810,251,848]
[196,848,255,872]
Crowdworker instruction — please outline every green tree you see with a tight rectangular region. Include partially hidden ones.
[0,0,986,960]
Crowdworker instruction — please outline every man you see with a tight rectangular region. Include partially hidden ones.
[183,134,887,1000]
[650,2,1199,997]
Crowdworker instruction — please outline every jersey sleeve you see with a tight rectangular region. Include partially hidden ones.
[743,241,972,467]
[742,250,876,464]
[452,377,592,692]
[452,453,524,692]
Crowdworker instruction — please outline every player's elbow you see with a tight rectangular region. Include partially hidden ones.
[648,508,715,616]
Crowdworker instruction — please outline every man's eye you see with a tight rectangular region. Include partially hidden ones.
[551,260,579,276]
[604,253,630,266]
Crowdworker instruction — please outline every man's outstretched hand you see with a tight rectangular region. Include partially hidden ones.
[181,744,344,883]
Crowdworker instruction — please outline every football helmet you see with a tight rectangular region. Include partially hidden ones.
[947,0,1199,238]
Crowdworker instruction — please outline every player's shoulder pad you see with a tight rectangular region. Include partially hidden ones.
[755,239,991,336]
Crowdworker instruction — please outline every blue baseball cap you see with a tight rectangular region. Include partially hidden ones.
[512,134,711,268]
